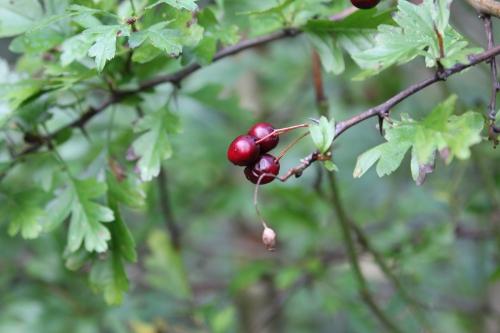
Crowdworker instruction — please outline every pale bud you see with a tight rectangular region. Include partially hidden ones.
[262,227,276,251]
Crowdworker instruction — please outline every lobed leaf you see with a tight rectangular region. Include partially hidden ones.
[353,95,484,184]
[132,106,182,181]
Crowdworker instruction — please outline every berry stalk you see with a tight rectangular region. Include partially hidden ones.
[255,123,309,145]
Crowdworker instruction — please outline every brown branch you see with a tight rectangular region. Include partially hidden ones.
[278,151,319,181]
[334,44,500,140]
[135,28,301,91]
[311,50,328,115]
[13,16,500,163]
[482,14,499,121]
[12,9,359,160]
[18,96,119,156]
[466,0,500,18]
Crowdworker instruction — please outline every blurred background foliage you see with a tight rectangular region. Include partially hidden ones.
[0,0,499,332]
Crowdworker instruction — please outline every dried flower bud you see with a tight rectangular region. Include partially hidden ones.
[262,227,276,251]
[125,17,137,25]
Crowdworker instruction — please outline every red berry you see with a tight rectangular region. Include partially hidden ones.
[244,154,280,185]
[351,0,380,9]
[227,135,260,166]
[248,122,279,153]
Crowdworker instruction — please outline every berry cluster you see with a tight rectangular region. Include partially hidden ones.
[227,123,281,185]
[351,0,380,9]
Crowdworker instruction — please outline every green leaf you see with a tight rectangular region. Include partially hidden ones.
[304,9,393,74]
[353,0,480,76]
[88,25,130,71]
[353,95,484,182]
[0,80,44,126]
[307,33,344,75]
[323,160,338,172]
[87,194,137,305]
[197,8,239,47]
[61,25,130,71]
[64,247,90,271]
[239,0,294,16]
[193,36,217,65]
[87,27,120,72]
[106,171,145,210]
[131,43,163,63]
[0,0,43,37]
[10,28,65,54]
[108,200,137,263]
[129,23,183,56]
[60,34,94,66]
[132,106,181,181]
[353,145,383,178]
[147,0,198,11]
[309,116,335,153]
[89,252,129,305]
[304,8,394,33]
[45,178,114,253]
[1,188,45,239]
[145,26,183,56]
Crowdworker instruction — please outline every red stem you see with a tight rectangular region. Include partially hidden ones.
[276,132,309,161]
[255,123,309,144]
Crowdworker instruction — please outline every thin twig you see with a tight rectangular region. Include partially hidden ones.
[334,43,500,140]
[13,21,500,164]
[327,173,404,333]
[310,49,411,332]
[482,14,499,121]
[349,222,434,332]
[157,166,182,249]
[311,50,328,116]
[276,132,309,161]
[278,151,319,181]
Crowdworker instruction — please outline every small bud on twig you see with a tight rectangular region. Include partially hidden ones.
[262,227,276,251]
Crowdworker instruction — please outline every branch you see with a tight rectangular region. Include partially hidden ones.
[14,16,500,163]
[349,221,434,331]
[157,166,182,249]
[481,14,500,146]
[12,8,359,160]
[311,50,329,116]
[466,0,500,18]
[129,6,357,92]
[334,44,500,140]
[482,15,499,121]
[310,50,405,332]
[278,151,319,181]
[327,172,405,333]
[18,96,119,156]
[134,28,301,91]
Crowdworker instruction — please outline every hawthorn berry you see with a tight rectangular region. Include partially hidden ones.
[351,0,380,9]
[227,135,260,166]
[244,154,280,185]
[248,122,279,153]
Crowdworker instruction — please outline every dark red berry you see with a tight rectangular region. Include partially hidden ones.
[351,0,380,9]
[227,135,260,166]
[248,122,279,153]
[244,154,280,185]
